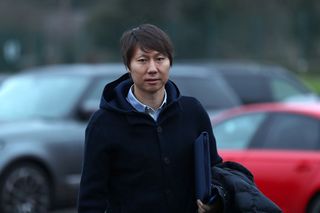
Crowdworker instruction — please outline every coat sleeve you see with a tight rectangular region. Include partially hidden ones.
[193,98,223,166]
[78,112,110,213]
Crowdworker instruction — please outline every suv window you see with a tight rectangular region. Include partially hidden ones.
[221,74,273,104]
[218,68,311,104]
[172,75,239,109]
[258,113,320,150]
[271,79,307,101]
[82,77,117,110]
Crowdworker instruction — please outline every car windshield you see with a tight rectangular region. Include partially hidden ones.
[0,75,89,121]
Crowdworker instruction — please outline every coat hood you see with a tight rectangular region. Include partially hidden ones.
[99,73,181,113]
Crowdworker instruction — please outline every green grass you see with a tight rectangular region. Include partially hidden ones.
[299,74,320,94]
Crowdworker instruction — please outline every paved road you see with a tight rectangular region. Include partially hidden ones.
[50,208,76,213]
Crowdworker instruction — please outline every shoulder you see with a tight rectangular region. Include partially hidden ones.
[87,109,106,128]
[179,96,210,124]
[84,109,117,149]
[85,109,113,136]
[180,95,202,107]
[179,96,206,113]
[86,108,128,136]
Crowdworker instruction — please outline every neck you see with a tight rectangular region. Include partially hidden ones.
[133,86,165,110]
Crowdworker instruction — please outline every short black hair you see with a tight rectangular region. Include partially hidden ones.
[120,24,174,69]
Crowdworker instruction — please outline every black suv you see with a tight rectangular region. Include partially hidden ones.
[208,62,317,104]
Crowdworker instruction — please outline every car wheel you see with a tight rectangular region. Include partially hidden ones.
[0,163,51,213]
[308,195,320,213]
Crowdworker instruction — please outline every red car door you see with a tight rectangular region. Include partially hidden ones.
[239,150,320,213]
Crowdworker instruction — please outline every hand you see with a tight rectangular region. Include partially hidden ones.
[197,198,223,213]
[197,199,211,213]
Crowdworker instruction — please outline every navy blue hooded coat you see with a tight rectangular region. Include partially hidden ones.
[78,73,222,213]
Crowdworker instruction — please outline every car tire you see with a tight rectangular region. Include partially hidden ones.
[308,195,320,213]
[0,163,51,213]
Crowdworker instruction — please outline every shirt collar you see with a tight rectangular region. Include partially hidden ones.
[126,85,167,113]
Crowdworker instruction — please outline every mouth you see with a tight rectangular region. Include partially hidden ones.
[145,79,159,84]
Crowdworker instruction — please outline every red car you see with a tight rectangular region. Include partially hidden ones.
[211,103,320,213]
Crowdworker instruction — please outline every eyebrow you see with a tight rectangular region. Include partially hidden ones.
[137,51,166,58]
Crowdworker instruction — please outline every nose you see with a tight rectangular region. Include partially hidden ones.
[147,60,157,73]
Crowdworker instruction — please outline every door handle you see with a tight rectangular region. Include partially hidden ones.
[295,161,311,172]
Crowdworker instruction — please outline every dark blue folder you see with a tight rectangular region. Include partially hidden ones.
[194,131,212,203]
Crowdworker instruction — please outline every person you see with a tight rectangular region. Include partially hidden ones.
[77,23,223,213]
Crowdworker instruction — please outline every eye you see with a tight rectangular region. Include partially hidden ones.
[156,57,166,62]
[137,58,147,63]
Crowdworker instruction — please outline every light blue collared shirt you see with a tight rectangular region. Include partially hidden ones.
[126,85,167,121]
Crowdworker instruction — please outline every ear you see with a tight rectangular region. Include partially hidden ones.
[126,66,131,73]
[126,68,132,78]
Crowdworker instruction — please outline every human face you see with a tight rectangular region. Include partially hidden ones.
[129,47,170,98]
